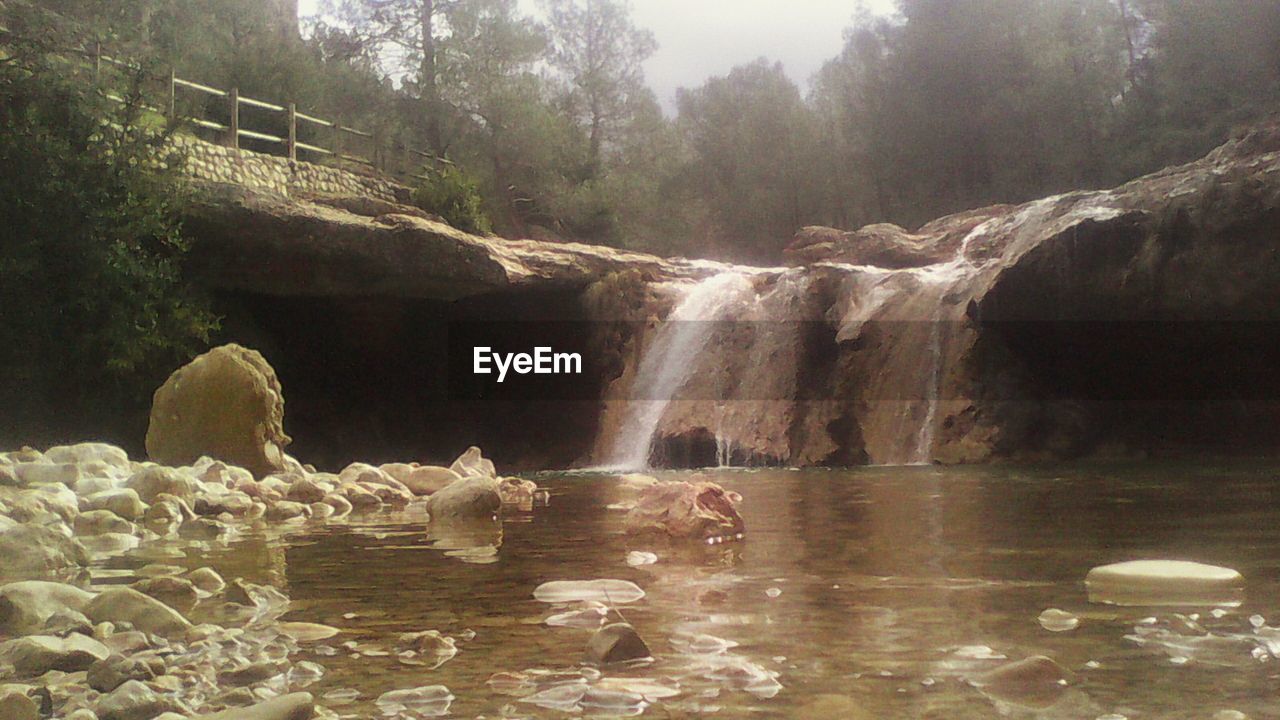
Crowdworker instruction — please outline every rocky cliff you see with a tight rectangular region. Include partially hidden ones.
[590,121,1280,467]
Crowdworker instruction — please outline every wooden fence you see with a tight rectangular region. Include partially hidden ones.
[2,26,448,183]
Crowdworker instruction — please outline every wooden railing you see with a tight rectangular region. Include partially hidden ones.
[1,26,449,182]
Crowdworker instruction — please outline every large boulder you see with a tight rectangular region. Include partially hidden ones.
[0,634,110,675]
[0,525,88,578]
[145,344,291,478]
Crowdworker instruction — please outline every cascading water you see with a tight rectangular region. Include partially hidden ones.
[603,272,757,470]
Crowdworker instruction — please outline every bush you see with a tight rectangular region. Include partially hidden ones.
[0,3,218,440]
[411,165,493,235]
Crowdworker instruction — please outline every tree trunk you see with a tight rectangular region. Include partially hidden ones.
[420,0,443,155]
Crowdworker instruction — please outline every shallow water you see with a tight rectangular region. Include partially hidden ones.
[143,463,1280,718]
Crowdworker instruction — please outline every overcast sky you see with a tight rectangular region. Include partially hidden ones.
[297,0,897,110]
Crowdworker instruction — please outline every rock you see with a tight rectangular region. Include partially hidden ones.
[320,494,352,517]
[186,567,225,595]
[192,690,314,720]
[972,655,1075,709]
[1086,560,1244,606]
[88,654,158,693]
[42,609,93,637]
[13,462,81,487]
[380,464,459,496]
[0,524,88,576]
[224,579,255,606]
[45,443,130,471]
[394,630,456,668]
[0,688,38,720]
[219,659,285,686]
[277,622,341,643]
[0,634,111,675]
[285,477,327,504]
[192,489,253,517]
[1038,608,1080,632]
[74,510,136,536]
[82,489,147,522]
[785,223,952,269]
[623,480,744,541]
[533,579,646,604]
[498,477,537,506]
[448,446,496,479]
[130,577,199,615]
[425,476,500,519]
[0,581,96,635]
[584,623,651,665]
[337,463,394,487]
[98,680,172,720]
[145,344,291,478]
[264,500,311,521]
[85,588,192,639]
[374,686,453,717]
[125,468,197,504]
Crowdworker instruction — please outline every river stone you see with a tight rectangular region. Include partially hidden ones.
[85,588,192,639]
[278,622,341,643]
[380,464,459,496]
[425,476,500,519]
[585,623,651,665]
[448,446,496,479]
[193,692,314,720]
[534,579,646,604]
[0,688,38,720]
[0,525,88,576]
[145,344,291,478]
[1085,560,1244,606]
[0,634,110,675]
[624,480,745,541]
[125,467,197,504]
[98,679,172,720]
[82,489,147,521]
[0,581,95,635]
[88,654,159,693]
[186,567,225,595]
[42,608,93,637]
[285,477,327,504]
[972,655,1074,708]
[45,443,131,471]
[13,462,81,487]
[130,577,198,614]
[74,509,136,536]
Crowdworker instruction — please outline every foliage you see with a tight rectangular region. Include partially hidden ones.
[411,165,493,234]
[0,2,218,430]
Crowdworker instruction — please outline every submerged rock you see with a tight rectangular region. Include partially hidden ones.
[1086,560,1244,607]
[1038,608,1080,632]
[98,679,174,720]
[972,655,1075,708]
[145,344,291,478]
[585,623,651,665]
[623,480,744,541]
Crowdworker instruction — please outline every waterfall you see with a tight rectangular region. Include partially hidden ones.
[603,272,757,470]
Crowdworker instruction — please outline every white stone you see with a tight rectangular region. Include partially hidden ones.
[1086,560,1243,606]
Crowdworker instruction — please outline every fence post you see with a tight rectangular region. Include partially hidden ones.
[287,103,297,162]
[167,68,176,121]
[228,87,239,151]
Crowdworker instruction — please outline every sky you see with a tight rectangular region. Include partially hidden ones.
[296,0,897,110]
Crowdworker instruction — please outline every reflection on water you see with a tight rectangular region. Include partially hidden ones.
[198,463,1280,718]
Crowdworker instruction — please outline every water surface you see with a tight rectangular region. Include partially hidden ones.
[190,463,1280,718]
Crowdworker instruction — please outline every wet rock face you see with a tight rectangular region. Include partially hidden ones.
[624,480,745,541]
[145,344,291,478]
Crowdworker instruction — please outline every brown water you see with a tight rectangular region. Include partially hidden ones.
[179,463,1280,718]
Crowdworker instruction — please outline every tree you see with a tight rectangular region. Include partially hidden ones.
[541,0,656,177]
[677,60,823,261]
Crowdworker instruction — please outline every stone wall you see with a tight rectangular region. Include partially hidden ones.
[172,134,406,203]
